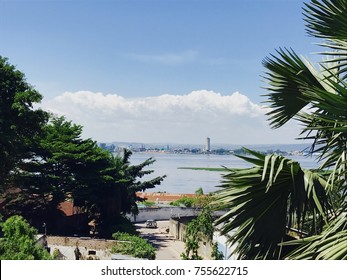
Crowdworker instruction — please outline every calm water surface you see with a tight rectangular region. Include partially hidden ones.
[130,153,319,194]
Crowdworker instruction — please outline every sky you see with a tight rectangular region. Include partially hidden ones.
[0,0,322,145]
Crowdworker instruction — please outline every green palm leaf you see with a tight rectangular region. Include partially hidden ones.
[213,0,347,261]
[284,212,347,259]
[262,48,326,129]
[213,149,329,259]
[303,0,347,41]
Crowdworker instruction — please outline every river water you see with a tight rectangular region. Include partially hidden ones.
[130,152,320,194]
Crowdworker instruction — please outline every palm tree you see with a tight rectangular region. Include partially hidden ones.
[213,0,347,260]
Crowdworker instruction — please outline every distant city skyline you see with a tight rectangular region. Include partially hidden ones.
[99,140,312,154]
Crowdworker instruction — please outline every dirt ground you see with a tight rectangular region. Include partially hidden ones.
[135,220,185,260]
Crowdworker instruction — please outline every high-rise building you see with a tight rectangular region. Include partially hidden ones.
[206,137,211,152]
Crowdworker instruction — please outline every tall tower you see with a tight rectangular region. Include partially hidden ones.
[206,137,211,152]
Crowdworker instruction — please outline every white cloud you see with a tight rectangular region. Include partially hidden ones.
[41,90,300,144]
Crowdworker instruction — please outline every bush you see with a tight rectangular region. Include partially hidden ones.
[111,232,156,260]
[169,196,195,207]
[143,200,156,207]
[169,191,215,208]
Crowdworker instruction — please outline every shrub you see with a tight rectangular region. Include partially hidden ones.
[111,232,156,260]
[169,196,195,207]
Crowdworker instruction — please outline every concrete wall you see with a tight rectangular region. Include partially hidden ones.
[44,236,118,260]
[169,217,213,259]
[127,206,201,222]
[212,231,238,260]
[198,239,213,260]
[169,219,179,240]
[169,217,190,242]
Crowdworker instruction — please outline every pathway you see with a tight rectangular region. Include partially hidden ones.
[135,220,185,260]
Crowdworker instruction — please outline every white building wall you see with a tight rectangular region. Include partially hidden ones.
[213,230,238,260]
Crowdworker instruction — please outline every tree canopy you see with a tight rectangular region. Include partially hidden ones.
[0,56,48,191]
[0,57,166,239]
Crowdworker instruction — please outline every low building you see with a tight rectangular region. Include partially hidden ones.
[38,235,118,260]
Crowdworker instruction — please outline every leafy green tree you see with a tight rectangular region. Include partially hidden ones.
[0,56,48,191]
[214,0,347,260]
[113,149,166,215]
[98,149,166,236]
[3,116,116,234]
[181,207,214,260]
[0,57,166,238]
[0,215,51,260]
[3,115,165,237]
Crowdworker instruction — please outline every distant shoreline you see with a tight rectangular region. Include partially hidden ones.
[100,141,312,156]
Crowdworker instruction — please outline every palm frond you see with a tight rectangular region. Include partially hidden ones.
[216,0,347,261]
[284,212,347,259]
[213,150,329,259]
[319,39,347,80]
[292,73,347,172]
[262,48,326,128]
[303,0,347,41]
[263,46,347,174]
[304,0,347,80]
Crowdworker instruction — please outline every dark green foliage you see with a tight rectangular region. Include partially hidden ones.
[113,149,166,215]
[2,114,165,237]
[214,149,329,259]
[96,149,165,237]
[98,215,138,237]
[111,232,156,259]
[3,116,115,233]
[0,56,48,191]
[0,215,51,260]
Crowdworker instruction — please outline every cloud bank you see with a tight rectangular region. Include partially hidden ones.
[41,90,300,145]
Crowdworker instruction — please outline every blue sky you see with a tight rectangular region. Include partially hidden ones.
[1,0,321,145]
